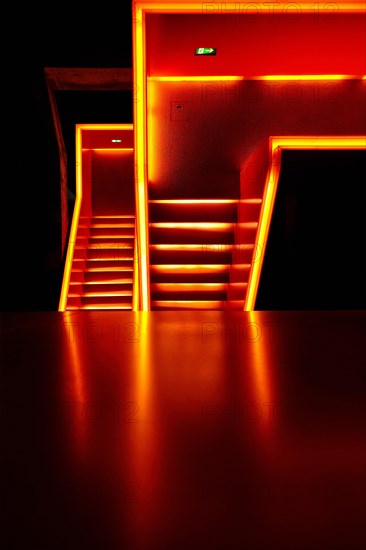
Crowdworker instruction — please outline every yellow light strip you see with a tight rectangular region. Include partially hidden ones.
[136,2,365,14]
[58,125,83,311]
[78,124,133,130]
[253,75,366,81]
[244,135,366,311]
[134,7,150,310]
[149,75,365,82]
[149,199,240,204]
[82,148,134,151]
[132,219,139,311]
[148,76,245,82]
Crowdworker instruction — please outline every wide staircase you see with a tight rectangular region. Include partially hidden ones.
[66,215,136,310]
[148,199,262,310]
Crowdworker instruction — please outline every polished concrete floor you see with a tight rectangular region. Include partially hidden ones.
[1,310,365,549]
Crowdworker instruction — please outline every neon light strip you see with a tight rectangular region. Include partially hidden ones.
[82,148,134,151]
[132,220,139,311]
[244,135,366,311]
[136,3,365,14]
[148,76,245,82]
[134,7,150,310]
[78,124,133,130]
[149,75,365,82]
[252,75,366,81]
[59,125,83,311]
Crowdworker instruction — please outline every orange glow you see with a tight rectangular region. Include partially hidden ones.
[58,124,137,312]
[135,2,365,14]
[81,148,134,152]
[149,75,365,82]
[244,135,366,311]
[133,7,150,311]
[253,75,366,81]
[150,199,240,204]
[59,125,83,311]
[134,1,366,310]
[148,76,245,82]
[150,222,235,229]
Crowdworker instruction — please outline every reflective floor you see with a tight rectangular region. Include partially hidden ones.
[1,311,365,549]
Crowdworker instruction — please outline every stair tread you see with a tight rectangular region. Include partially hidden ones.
[148,199,261,204]
[67,305,132,310]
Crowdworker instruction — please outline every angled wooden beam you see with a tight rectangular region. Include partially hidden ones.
[44,68,133,259]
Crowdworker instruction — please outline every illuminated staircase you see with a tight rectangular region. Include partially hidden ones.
[66,215,135,310]
[149,199,261,310]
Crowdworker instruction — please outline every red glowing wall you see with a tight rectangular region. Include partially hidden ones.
[146,13,366,77]
[91,150,135,215]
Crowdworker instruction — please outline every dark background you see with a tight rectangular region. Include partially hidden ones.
[1,1,365,311]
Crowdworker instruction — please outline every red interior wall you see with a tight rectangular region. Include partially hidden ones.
[80,150,92,217]
[91,150,135,215]
[147,79,366,200]
[146,13,366,76]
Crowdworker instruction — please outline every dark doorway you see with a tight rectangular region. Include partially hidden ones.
[255,149,366,310]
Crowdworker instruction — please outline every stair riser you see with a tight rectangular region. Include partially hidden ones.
[89,227,135,237]
[150,272,230,284]
[150,249,233,264]
[72,260,135,271]
[69,283,133,294]
[76,237,135,246]
[151,291,227,301]
[150,227,235,245]
[67,295,133,307]
[149,203,238,223]
[73,248,135,260]
[83,271,134,283]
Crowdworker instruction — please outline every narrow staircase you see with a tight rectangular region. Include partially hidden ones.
[66,215,136,310]
[148,199,262,310]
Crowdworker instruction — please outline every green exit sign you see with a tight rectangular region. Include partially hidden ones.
[195,47,216,56]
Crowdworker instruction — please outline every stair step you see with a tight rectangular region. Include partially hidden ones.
[150,224,235,245]
[67,294,133,307]
[69,282,133,294]
[150,244,256,264]
[73,247,135,260]
[72,259,134,270]
[80,215,135,223]
[151,284,227,301]
[76,237,135,246]
[67,304,132,310]
[151,300,227,310]
[150,264,231,283]
[84,271,134,283]
[149,200,238,222]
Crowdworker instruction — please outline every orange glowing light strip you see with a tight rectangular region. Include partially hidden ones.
[244,135,366,311]
[148,76,245,82]
[132,220,139,311]
[149,75,365,82]
[58,124,135,312]
[135,2,365,14]
[82,148,134,151]
[134,6,150,310]
[59,125,83,311]
[252,75,366,81]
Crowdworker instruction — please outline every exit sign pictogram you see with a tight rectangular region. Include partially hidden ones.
[195,48,216,56]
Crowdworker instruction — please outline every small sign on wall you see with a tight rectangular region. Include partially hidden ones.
[195,48,216,56]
